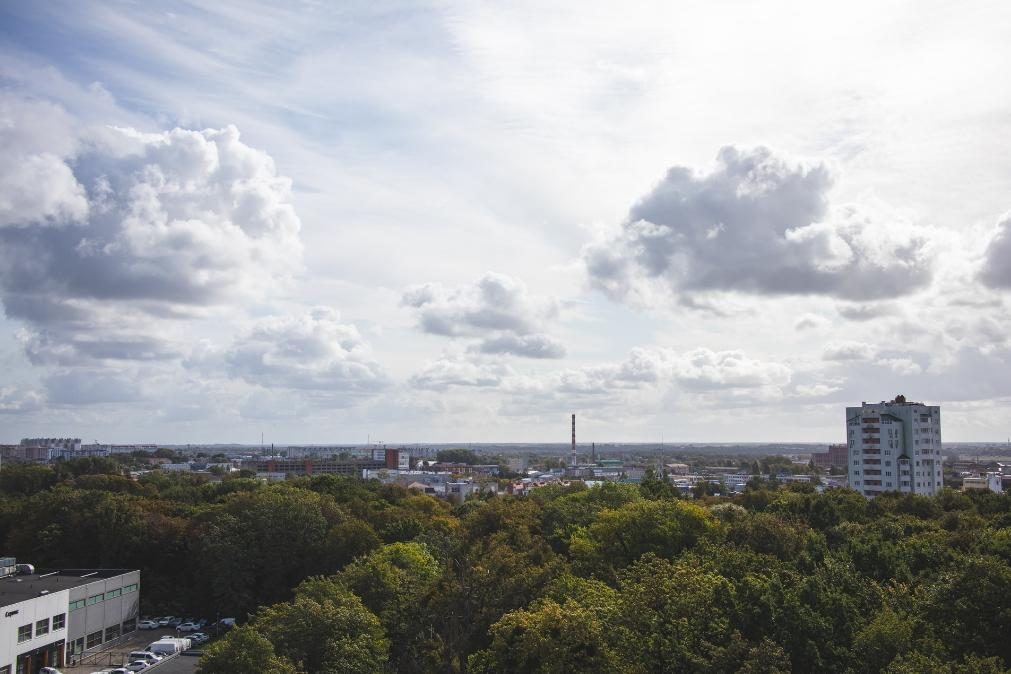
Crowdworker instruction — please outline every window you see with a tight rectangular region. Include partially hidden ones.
[86,593,103,605]
[86,630,103,649]
[35,618,49,636]
[17,623,32,642]
[105,588,122,599]
[70,599,86,610]
[123,583,139,593]
[122,617,137,633]
[52,613,66,630]
[0,665,10,674]
[105,625,120,642]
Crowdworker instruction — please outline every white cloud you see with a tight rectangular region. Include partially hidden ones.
[980,212,1011,289]
[403,272,565,358]
[794,383,842,397]
[410,346,791,404]
[409,357,512,391]
[823,340,877,361]
[585,146,938,305]
[875,357,923,376]
[224,307,388,397]
[0,93,88,227]
[0,93,303,365]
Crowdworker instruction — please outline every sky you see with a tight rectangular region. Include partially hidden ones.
[2,0,1011,444]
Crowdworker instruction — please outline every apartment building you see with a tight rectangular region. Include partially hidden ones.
[847,395,943,497]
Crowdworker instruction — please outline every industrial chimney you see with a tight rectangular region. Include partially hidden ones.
[571,414,576,467]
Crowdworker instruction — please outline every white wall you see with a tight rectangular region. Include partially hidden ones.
[0,589,70,672]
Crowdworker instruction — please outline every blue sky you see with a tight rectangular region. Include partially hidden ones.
[2,1,1011,444]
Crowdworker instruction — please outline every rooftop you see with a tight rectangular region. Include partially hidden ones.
[0,569,135,608]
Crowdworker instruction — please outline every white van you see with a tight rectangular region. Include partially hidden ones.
[147,639,183,655]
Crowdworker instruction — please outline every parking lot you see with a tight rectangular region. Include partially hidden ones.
[60,616,219,674]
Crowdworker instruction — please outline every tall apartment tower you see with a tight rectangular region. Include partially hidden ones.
[846,395,943,497]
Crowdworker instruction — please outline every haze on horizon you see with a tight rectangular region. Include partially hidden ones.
[2,1,1011,445]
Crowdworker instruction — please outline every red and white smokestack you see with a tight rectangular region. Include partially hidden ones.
[571,413,576,467]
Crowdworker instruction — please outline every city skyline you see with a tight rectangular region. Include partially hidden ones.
[3,2,1011,443]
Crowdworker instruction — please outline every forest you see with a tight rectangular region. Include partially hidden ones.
[1,459,1011,673]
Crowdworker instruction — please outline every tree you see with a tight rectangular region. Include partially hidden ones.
[197,625,300,674]
[437,448,481,465]
[0,463,58,497]
[851,608,913,673]
[336,543,441,672]
[255,592,388,674]
[921,555,1011,664]
[617,554,736,672]
[469,598,624,674]
[569,498,719,577]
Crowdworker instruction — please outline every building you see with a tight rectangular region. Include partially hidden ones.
[846,395,943,497]
[962,473,1003,493]
[0,561,140,673]
[811,444,848,470]
[243,455,386,478]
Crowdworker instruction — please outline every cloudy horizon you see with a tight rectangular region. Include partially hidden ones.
[2,1,1011,444]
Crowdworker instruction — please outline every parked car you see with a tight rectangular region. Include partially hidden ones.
[190,632,209,644]
[196,618,208,629]
[157,616,174,626]
[177,621,199,632]
[126,661,150,672]
[168,617,183,627]
[105,669,129,674]
[39,668,62,674]
[138,620,159,630]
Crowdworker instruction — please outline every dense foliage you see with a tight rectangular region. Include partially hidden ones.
[2,459,1011,673]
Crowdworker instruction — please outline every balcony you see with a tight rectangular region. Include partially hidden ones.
[862,426,880,433]
[862,437,880,444]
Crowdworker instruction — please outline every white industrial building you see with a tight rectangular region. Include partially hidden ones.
[0,560,140,673]
[846,395,943,497]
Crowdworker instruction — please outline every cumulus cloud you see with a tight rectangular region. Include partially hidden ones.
[474,333,566,359]
[402,272,565,358]
[980,213,1011,289]
[794,383,841,397]
[0,94,88,227]
[822,340,877,361]
[410,358,513,391]
[585,146,937,304]
[0,93,303,364]
[876,357,923,375]
[224,307,388,397]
